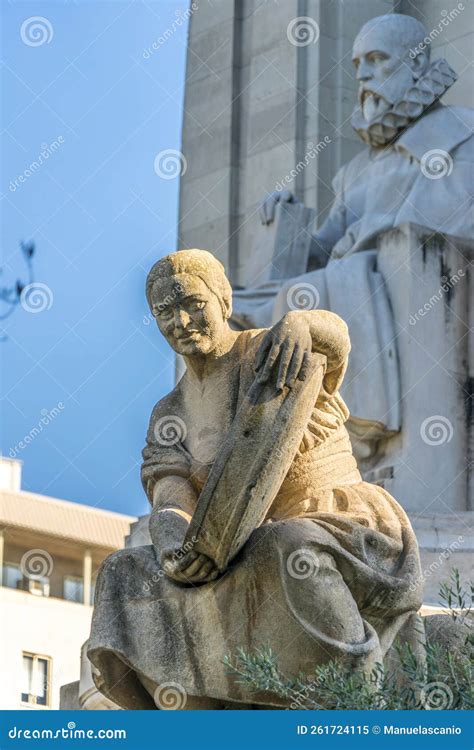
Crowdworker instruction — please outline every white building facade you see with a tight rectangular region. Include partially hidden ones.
[0,458,135,709]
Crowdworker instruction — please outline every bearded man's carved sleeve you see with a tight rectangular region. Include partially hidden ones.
[309,169,348,267]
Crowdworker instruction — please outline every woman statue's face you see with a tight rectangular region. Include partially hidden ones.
[151,274,227,356]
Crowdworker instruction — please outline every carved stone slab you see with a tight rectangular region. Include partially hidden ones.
[241,200,316,287]
[185,353,325,569]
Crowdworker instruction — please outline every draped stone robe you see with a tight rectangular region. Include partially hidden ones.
[88,327,423,709]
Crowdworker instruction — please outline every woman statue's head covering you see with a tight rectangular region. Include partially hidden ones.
[146,249,233,318]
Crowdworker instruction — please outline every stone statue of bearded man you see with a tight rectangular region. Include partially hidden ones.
[233,13,473,452]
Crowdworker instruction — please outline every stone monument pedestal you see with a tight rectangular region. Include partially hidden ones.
[371,223,473,600]
[60,641,120,709]
[73,521,469,711]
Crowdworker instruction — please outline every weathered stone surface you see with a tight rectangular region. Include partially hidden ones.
[230,13,474,595]
[179,0,399,276]
[237,200,316,289]
[59,682,80,710]
[79,641,120,710]
[88,249,423,709]
[187,352,325,569]
[79,4,474,711]
[234,14,474,423]
[376,225,473,516]
[424,613,473,657]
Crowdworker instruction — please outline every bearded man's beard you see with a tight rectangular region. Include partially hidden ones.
[360,89,392,123]
[351,59,457,147]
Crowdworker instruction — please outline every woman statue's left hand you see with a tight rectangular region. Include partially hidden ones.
[255,312,312,391]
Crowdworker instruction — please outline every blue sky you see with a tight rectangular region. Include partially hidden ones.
[1,1,189,517]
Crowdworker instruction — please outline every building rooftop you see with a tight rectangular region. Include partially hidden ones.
[0,488,136,550]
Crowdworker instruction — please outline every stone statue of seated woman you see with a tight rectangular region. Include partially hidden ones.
[88,249,424,709]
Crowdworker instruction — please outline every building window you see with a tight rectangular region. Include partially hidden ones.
[63,575,83,603]
[21,653,51,707]
[3,563,49,596]
[3,562,23,589]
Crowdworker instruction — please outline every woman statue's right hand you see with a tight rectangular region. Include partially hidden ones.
[260,189,295,225]
[163,549,220,585]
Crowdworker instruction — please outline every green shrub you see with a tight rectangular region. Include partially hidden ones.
[224,570,473,710]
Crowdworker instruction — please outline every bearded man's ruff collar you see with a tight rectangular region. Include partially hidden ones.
[351,59,457,148]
